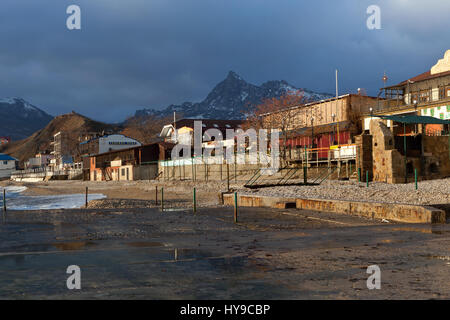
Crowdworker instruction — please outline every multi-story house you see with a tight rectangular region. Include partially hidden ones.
[366,49,450,135]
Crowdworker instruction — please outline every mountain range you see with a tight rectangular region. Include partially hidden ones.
[135,71,333,119]
[0,98,53,140]
[0,72,332,146]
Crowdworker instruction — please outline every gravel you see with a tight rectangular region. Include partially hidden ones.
[238,178,450,206]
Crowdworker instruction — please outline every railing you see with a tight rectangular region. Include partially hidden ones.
[364,97,450,116]
[12,168,82,176]
[287,145,357,163]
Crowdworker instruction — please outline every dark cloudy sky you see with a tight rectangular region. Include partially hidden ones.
[0,0,448,122]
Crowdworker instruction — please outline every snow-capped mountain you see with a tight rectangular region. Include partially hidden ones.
[0,98,53,140]
[135,71,333,119]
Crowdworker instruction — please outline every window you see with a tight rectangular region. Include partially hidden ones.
[410,91,419,104]
[121,168,125,176]
[419,89,430,103]
[3,161,7,165]
[439,86,446,100]
[440,85,450,100]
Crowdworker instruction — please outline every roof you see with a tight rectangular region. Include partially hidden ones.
[260,94,380,117]
[172,119,244,129]
[378,115,450,125]
[0,153,17,161]
[161,118,245,138]
[385,70,450,89]
[92,141,175,157]
[287,120,356,136]
[80,133,141,145]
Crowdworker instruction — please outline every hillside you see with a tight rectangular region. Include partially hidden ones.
[0,112,122,163]
[135,71,333,119]
[0,98,53,141]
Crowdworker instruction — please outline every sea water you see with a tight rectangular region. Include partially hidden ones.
[0,186,106,210]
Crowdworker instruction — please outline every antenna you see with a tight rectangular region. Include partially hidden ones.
[335,69,338,98]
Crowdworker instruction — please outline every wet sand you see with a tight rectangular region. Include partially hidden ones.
[1,205,450,299]
[1,180,450,299]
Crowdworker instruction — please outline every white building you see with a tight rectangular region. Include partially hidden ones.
[80,134,142,156]
[99,134,142,154]
[0,154,18,179]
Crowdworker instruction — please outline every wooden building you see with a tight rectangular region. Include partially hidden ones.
[89,142,173,181]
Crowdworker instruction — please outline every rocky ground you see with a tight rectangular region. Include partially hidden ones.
[239,178,450,206]
[1,177,449,209]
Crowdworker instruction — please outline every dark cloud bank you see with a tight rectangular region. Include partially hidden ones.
[0,0,448,122]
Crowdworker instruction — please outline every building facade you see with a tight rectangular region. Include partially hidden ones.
[80,134,142,156]
[260,94,378,160]
[365,49,450,135]
[160,119,244,148]
[50,132,73,170]
[89,142,172,181]
[25,152,54,169]
[0,153,18,179]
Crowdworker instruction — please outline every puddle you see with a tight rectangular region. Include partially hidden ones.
[126,242,165,248]
[52,241,97,251]
[175,248,214,259]
[0,241,98,255]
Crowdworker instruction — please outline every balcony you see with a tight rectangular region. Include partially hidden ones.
[364,96,450,116]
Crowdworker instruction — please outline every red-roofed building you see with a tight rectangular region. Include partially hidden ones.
[365,50,450,135]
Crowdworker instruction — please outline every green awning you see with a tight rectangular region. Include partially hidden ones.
[378,115,450,125]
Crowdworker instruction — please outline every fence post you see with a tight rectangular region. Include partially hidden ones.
[358,168,361,182]
[191,157,194,181]
[415,169,418,190]
[366,171,369,188]
[3,188,6,216]
[155,186,158,206]
[204,158,207,181]
[193,187,197,214]
[234,192,238,223]
[227,164,230,191]
[161,187,164,211]
[303,147,307,184]
[85,187,88,208]
[234,153,237,183]
[346,161,349,179]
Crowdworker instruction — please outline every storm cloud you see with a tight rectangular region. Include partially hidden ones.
[0,0,448,122]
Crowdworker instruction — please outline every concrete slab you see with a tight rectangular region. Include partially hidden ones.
[222,193,446,224]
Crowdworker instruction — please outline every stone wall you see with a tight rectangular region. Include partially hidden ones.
[422,135,450,179]
[370,119,406,183]
[355,133,373,182]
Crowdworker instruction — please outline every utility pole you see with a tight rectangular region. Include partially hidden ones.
[336,70,340,147]
[173,111,177,143]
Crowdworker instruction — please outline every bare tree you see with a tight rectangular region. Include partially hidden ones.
[245,92,308,159]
